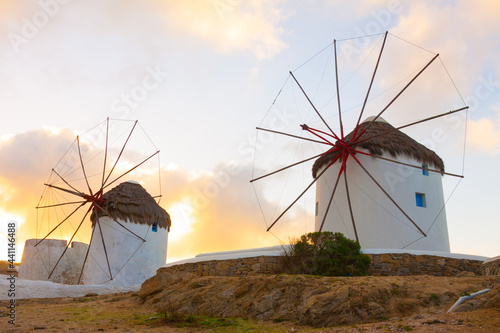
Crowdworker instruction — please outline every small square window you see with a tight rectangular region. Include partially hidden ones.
[422,164,429,176]
[415,193,426,207]
[152,223,158,232]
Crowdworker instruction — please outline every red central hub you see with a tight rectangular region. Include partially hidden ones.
[335,139,348,149]
[83,193,106,215]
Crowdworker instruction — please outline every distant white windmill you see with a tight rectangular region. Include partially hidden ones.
[21,118,169,285]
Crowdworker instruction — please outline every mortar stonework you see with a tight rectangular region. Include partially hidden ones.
[161,253,483,277]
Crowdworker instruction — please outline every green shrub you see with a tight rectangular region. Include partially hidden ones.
[278,231,371,276]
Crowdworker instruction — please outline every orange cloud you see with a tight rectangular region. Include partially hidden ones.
[153,0,289,59]
[467,113,500,156]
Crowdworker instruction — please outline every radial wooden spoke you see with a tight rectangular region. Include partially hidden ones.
[333,40,344,139]
[289,71,338,137]
[318,166,343,232]
[353,31,388,138]
[266,162,331,232]
[48,205,92,279]
[36,200,87,209]
[78,224,97,284]
[102,150,160,190]
[396,106,469,130]
[343,166,359,242]
[52,168,82,195]
[354,53,440,141]
[35,202,87,246]
[355,161,427,237]
[302,125,340,142]
[43,183,86,199]
[96,219,113,280]
[251,152,327,183]
[353,106,468,147]
[101,117,109,188]
[77,136,93,196]
[256,127,330,145]
[369,154,464,178]
[102,120,138,188]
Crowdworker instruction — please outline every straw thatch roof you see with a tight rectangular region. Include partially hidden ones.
[312,118,445,178]
[91,181,171,231]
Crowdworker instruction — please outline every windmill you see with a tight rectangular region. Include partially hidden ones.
[251,32,468,251]
[24,118,169,285]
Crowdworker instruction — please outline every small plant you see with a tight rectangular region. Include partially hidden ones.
[164,312,183,323]
[429,293,441,304]
[398,324,414,331]
[105,297,122,303]
[161,313,239,328]
[278,232,371,276]
[184,314,197,323]
[272,318,289,323]
[77,297,95,303]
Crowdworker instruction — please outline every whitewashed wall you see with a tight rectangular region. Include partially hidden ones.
[315,149,450,252]
[84,217,168,285]
[18,239,88,284]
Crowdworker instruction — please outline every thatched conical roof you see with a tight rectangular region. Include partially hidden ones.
[91,181,171,231]
[312,118,444,178]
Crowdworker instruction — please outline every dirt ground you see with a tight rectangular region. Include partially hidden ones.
[1,286,499,332]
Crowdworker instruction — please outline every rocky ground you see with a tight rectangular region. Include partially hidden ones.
[1,273,499,332]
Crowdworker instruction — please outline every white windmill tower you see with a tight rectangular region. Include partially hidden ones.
[85,180,171,285]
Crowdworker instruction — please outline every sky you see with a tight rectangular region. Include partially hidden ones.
[1,0,499,265]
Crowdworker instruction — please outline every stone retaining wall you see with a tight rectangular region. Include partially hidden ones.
[366,253,482,276]
[160,256,279,277]
[160,253,484,277]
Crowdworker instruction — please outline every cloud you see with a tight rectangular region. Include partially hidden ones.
[392,1,500,93]
[153,0,290,59]
[466,111,500,156]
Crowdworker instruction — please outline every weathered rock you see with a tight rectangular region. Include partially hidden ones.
[138,271,196,300]
[456,271,476,277]
[138,272,499,327]
[482,256,500,276]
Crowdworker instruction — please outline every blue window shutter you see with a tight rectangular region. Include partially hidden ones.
[415,193,426,207]
[422,164,429,176]
[152,223,158,232]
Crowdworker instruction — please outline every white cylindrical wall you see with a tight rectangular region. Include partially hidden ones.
[315,150,450,252]
[84,217,168,285]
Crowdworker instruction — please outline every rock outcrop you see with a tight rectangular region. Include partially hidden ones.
[482,256,500,276]
[139,272,499,327]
